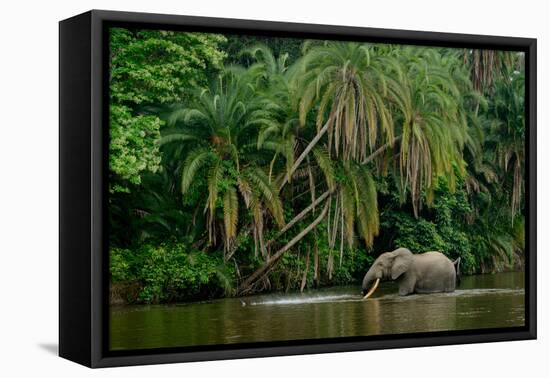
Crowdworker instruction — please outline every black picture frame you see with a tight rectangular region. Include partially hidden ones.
[59,9,537,368]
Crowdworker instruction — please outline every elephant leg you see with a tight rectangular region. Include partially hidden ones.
[444,270,456,292]
[397,275,416,296]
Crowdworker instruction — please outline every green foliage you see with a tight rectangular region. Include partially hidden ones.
[380,177,513,274]
[110,247,134,282]
[487,69,525,221]
[223,35,304,66]
[266,236,374,291]
[390,47,470,216]
[108,28,226,192]
[295,42,394,160]
[110,244,236,303]
[108,28,526,301]
[110,28,226,104]
[163,69,285,254]
[109,105,162,191]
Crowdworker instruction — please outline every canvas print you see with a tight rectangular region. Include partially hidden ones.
[108,27,526,351]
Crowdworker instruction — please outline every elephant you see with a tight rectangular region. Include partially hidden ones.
[361,247,461,299]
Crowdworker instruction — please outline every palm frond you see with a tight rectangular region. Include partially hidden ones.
[180,148,213,194]
[223,187,239,249]
[313,146,336,191]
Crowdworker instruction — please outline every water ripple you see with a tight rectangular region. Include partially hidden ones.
[247,288,524,306]
[248,294,358,306]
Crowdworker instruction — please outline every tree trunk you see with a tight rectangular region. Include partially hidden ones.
[313,234,319,288]
[361,136,401,165]
[265,190,332,250]
[300,247,310,292]
[224,224,252,262]
[279,121,331,190]
[237,201,330,294]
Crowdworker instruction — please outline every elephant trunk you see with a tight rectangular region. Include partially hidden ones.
[361,271,373,295]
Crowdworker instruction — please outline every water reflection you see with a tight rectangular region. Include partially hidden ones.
[110,272,525,351]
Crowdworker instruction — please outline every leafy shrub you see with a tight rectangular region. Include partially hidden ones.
[109,244,236,303]
[110,247,133,282]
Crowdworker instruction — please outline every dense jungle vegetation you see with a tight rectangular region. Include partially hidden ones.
[108,28,525,304]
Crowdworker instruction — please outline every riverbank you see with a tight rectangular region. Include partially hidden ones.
[110,261,525,306]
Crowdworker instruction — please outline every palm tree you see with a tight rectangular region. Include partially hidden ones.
[387,47,470,217]
[239,44,300,184]
[161,70,285,258]
[487,68,525,221]
[280,42,397,187]
[238,43,398,292]
[240,44,291,84]
[239,46,485,292]
[321,156,379,278]
[463,49,523,93]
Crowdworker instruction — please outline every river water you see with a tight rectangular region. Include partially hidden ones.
[109,272,525,351]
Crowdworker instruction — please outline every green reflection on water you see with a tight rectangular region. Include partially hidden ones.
[109,272,525,351]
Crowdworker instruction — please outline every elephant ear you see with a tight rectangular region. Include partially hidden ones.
[391,248,414,280]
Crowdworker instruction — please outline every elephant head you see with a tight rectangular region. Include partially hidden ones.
[362,248,414,299]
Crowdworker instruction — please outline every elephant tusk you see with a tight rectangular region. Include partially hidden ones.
[363,278,380,300]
